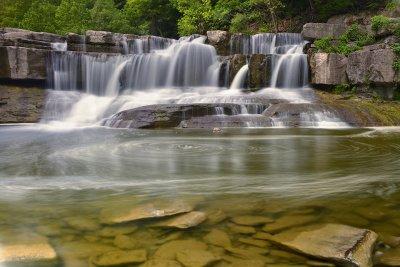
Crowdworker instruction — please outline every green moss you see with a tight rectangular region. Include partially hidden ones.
[371,15,391,31]
[333,84,356,94]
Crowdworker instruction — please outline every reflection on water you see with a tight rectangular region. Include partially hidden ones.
[1,125,400,266]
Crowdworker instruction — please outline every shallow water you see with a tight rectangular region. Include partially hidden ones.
[1,125,400,266]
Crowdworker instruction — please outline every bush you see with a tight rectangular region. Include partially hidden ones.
[371,15,391,31]
[333,84,355,94]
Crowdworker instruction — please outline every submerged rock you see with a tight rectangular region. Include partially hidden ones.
[91,249,147,266]
[227,223,256,234]
[0,242,57,265]
[262,214,317,233]
[269,224,378,267]
[153,239,208,260]
[100,200,193,224]
[238,237,269,248]
[378,248,400,266]
[231,215,274,226]
[99,225,138,237]
[152,211,207,229]
[64,216,101,231]
[140,259,182,267]
[203,229,231,248]
[176,249,221,267]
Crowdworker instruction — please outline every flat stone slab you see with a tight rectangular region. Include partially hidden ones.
[228,223,256,234]
[231,215,274,226]
[269,224,378,267]
[100,200,193,224]
[0,243,57,264]
[152,211,207,229]
[203,229,231,248]
[91,249,147,266]
[139,259,182,267]
[262,214,317,233]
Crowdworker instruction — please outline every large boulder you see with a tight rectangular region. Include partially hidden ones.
[347,46,399,86]
[302,23,347,41]
[102,103,248,129]
[269,224,378,267]
[206,30,230,56]
[0,46,48,80]
[309,53,348,86]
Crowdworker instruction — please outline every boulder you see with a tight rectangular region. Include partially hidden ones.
[100,200,193,224]
[206,30,230,56]
[310,53,348,86]
[347,47,399,86]
[248,54,272,89]
[102,103,248,129]
[302,23,347,41]
[0,46,48,80]
[269,224,378,267]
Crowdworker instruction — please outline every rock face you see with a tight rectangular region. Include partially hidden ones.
[269,224,378,267]
[302,23,347,41]
[309,53,348,86]
[0,85,46,123]
[347,46,399,86]
[206,30,230,56]
[248,54,271,89]
[229,54,247,84]
[0,46,48,80]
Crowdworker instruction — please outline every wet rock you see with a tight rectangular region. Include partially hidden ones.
[230,33,250,55]
[269,224,378,267]
[100,200,193,224]
[181,115,272,129]
[86,30,119,45]
[253,232,273,240]
[380,234,400,248]
[91,249,147,266]
[248,54,272,89]
[262,214,317,233]
[0,242,57,264]
[155,232,184,245]
[113,234,140,249]
[224,247,269,261]
[140,259,182,267]
[227,223,256,234]
[2,29,65,44]
[59,241,115,259]
[153,239,208,260]
[152,211,207,229]
[176,249,221,267]
[206,30,230,56]
[205,209,227,225]
[231,215,274,226]
[269,249,308,262]
[65,216,101,231]
[203,229,231,248]
[35,223,62,237]
[378,248,400,266]
[309,53,348,86]
[103,103,248,129]
[306,260,335,267]
[302,23,347,41]
[0,46,48,80]
[99,225,138,237]
[238,237,269,248]
[347,47,399,86]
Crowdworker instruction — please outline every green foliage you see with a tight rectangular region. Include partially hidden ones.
[90,0,131,33]
[386,0,400,11]
[333,84,355,94]
[371,15,391,31]
[315,24,374,56]
[55,0,92,34]
[20,0,58,33]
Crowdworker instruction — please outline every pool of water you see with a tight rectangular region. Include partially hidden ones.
[1,125,400,266]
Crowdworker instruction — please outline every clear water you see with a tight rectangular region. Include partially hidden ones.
[1,125,400,266]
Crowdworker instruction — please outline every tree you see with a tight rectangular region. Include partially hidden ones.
[124,0,179,37]
[250,0,284,33]
[20,0,58,33]
[90,0,131,33]
[55,0,92,34]
[0,0,33,28]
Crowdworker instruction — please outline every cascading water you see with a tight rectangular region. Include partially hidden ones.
[43,32,347,128]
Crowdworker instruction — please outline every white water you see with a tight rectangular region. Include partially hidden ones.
[44,33,347,128]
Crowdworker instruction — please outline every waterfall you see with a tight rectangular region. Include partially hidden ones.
[230,65,248,89]
[43,31,346,128]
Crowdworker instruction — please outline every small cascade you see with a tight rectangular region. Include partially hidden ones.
[230,65,248,89]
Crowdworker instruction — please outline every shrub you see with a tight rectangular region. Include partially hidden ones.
[371,15,391,31]
[333,84,355,94]
[393,59,400,71]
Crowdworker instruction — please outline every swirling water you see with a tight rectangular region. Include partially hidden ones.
[1,125,400,265]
